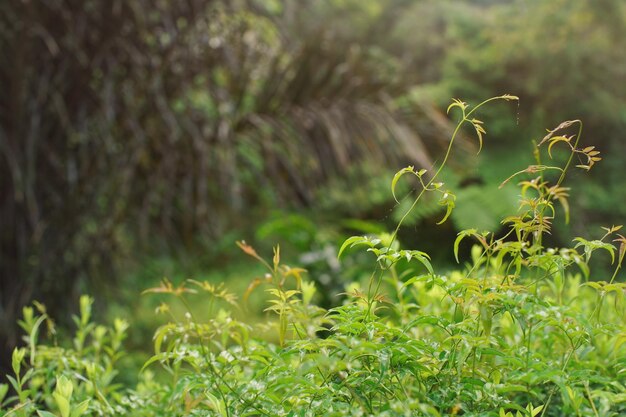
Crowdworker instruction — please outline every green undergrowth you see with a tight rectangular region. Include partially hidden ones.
[2,96,626,416]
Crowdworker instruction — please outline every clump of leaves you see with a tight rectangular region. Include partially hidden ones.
[337,97,626,416]
[2,96,625,416]
[1,296,133,416]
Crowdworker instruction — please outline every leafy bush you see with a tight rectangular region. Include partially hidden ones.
[3,97,625,416]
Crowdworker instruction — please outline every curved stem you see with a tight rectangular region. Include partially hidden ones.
[365,95,517,309]
[389,117,465,248]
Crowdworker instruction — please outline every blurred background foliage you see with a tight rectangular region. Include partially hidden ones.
[1,0,625,371]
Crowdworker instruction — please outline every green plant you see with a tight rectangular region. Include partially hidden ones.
[1,296,130,416]
[336,97,626,415]
[2,96,625,416]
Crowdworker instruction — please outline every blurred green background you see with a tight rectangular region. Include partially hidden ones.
[2,0,625,373]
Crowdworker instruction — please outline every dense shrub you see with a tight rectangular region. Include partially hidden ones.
[2,97,625,416]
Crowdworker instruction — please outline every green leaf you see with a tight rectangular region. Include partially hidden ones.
[454,229,478,263]
[55,376,73,399]
[53,392,70,417]
[12,347,26,376]
[436,191,456,225]
[205,391,227,417]
[581,281,604,290]
[409,251,434,275]
[338,236,366,259]
[391,166,416,203]
[401,274,433,289]
[28,314,47,365]
[547,136,571,158]
[6,375,19,393]
[338,235,382,259]
[574,237,616,263]
[530,404,544,417]
[0,383,8,404]
[37,412,58,417]
[79,295,93,326]
[70,399,90,417]
[141,352,170,373]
